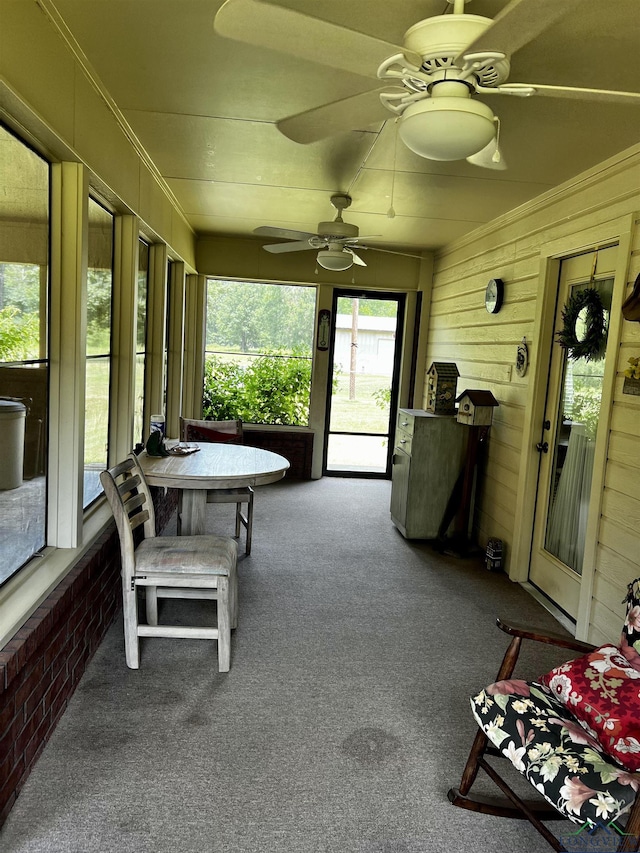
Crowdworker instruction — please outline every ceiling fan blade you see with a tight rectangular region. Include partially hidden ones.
[214,0,413,79]
[456,0,583,64]
[254,225,316,241]
[261,240,315,254]
[277,88,397,144]
[498,83,640,105]
[359,246,422,259]
[348,250,367,267]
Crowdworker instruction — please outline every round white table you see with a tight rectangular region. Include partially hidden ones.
[139,443,289,535]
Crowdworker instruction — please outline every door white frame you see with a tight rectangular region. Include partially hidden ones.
[509,215,634,639]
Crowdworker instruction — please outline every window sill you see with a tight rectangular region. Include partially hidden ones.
[0,501,113,649]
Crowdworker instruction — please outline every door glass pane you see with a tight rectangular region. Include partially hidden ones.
[326,434,388,473]
[544,278,612,573]
[326,295,398,473]
[84,199,113,508]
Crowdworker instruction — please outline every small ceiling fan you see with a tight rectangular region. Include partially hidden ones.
[255,194,377,271]
[214,0,640,168]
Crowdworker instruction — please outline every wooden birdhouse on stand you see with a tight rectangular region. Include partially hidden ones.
[426,362,459,415]
[456,389,499,427]
[439,389,499,557]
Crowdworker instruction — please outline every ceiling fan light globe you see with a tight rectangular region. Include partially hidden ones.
[399,97,496,161]
[316,248,354,271]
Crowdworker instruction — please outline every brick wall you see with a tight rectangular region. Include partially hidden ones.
[0,487,178,826]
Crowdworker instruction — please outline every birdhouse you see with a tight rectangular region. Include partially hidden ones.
[426,362,459,415]
[456,389,499,426]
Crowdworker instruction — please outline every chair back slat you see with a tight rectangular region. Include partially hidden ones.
[118,473,142,497]
[129,510,150,532]
[100,454,158,583]
[123,491,146,517]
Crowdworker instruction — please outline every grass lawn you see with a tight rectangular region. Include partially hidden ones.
[329,372,391,434]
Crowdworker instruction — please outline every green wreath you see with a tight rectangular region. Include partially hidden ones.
[556,288,607,362]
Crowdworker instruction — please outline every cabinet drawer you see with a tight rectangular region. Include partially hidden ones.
[396,411,415,436]
[395,429,412,456]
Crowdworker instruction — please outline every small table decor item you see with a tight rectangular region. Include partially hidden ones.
[168,443,200,456]
[556,287,607,361]
[145,429,170,457]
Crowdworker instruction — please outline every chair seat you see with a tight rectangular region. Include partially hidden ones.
[471,679,640,827]
[135,534,237,575]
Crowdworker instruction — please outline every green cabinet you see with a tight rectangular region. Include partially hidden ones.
[390,409,467,539]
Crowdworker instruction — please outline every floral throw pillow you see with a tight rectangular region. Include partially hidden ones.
[540,645,640,772]
[620,577,640,671]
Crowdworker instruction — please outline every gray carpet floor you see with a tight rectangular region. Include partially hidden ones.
[1,477,572,852]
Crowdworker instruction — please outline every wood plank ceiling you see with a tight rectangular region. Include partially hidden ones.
[39,0,640,253]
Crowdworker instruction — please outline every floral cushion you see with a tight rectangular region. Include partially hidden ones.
[539,645,640,772]
[620,577,640,671]
[471,679,640,826]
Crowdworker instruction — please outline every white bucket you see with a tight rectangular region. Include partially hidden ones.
[0,400,26,489]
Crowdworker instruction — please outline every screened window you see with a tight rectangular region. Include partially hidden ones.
[83,199,114,508]
[0,124,49,585]
[133,239,149,446]
[204,279,315,426]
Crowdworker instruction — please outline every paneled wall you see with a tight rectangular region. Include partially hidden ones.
[424,144,640,642]
[593,221,640,644]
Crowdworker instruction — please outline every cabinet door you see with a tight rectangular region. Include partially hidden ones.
[390,446,410,530]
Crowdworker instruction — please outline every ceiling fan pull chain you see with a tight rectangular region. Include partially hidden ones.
[388,121,399,219]
[492,118,502,164]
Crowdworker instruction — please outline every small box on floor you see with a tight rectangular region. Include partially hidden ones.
[485,538,503,571]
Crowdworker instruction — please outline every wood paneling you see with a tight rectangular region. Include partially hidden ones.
[425,144,640,641]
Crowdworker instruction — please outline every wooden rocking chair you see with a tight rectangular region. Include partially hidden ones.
[449,581,640,852]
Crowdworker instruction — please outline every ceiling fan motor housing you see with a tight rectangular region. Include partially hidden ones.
[402,15,510,86]
[315,219,359,242]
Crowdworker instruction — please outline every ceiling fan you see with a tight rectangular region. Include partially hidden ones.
[254,194,379,271]
[214,0,640,168]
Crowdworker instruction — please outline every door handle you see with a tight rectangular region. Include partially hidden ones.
[536,441,549,453]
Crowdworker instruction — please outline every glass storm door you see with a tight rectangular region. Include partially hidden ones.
[529,245,616,619]
[324,290,404,477]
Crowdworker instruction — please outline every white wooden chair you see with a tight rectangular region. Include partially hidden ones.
[100,453,238,672]
[179,417,254,554]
